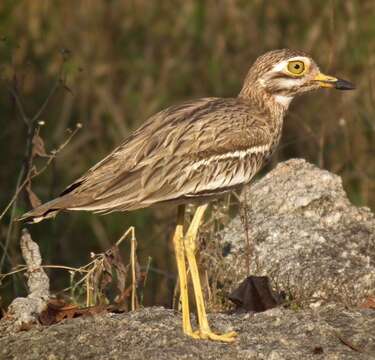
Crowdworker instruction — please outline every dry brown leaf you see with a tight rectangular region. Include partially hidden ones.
[229,276,283,312]
[26,182,42,208]
[100,253,114,291]
[39,299,108,325]
[32,132,48,158]
[39,299,75,325]
[115,284,132,307]
[79,305,108,317]
[103,245,129,306]
[88,245,130,307]
[107,246,128,292]
[54,307,78,322]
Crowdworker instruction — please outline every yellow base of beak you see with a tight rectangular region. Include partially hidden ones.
[314,72,355,90]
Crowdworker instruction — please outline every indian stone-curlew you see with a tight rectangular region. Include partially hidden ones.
[21,49,354,342]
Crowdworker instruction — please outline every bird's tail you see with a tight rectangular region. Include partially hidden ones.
[18,195,76,223]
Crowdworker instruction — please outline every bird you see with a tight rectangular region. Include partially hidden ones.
[20,49,354,342]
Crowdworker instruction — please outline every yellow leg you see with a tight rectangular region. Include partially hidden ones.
[184,204,237,342]
[172,205,193,335]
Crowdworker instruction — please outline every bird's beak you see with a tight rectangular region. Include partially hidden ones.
[313,72,355,90]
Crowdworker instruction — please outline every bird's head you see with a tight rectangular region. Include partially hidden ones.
[240,49,355,108]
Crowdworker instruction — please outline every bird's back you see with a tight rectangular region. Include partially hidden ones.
[21,96,282,222]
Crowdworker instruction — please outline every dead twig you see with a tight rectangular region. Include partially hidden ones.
[5,229,50,328]
[0,55,72,274]
[68,226,136,308]
[130,228,138,311]
[0,124,81,223]
[240,188,252,276]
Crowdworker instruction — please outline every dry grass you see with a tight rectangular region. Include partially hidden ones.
[0,226,148,311]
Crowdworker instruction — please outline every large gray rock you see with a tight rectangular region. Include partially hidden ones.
[2,159,375,360]
[1,306,375,359]
[215,159,375,307]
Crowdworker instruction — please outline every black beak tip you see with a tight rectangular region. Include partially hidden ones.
[335,78,355,90]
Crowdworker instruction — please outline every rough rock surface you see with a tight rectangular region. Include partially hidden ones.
[1,306,375,360]
[217,159,375,307]
[1,159,374,360]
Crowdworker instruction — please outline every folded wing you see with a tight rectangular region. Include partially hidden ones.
[20,97,272,221]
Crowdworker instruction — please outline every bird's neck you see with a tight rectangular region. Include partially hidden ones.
[240,84,291,115]
[239,85,290,133]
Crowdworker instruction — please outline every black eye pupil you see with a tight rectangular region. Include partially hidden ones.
[295,64,300,69]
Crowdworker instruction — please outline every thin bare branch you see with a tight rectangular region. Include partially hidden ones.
[0,125,81,222]
[30,77,61,124]
[6,83,29,125]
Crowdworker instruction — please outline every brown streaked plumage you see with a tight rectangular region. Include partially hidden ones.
[23,97,280,218]
[20,49,354,341]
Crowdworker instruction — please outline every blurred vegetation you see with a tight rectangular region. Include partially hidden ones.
[0,0,374,310]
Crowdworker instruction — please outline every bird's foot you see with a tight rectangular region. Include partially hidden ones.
[186,329,237,342]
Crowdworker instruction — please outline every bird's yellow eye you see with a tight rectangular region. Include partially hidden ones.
[287,60,305,75]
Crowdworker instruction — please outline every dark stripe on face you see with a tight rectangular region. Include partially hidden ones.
[264,72,305,95]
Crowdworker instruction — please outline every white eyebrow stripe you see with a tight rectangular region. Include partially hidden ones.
[191,144,271,170]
